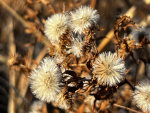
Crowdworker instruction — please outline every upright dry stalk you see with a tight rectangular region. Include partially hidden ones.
[16,47,34,113]
[113,104,142,113]
[7,17,16,113]
[90,0,97,8]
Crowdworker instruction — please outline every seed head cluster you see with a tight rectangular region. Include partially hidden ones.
[44,6,100,45]
[28,5,149,112]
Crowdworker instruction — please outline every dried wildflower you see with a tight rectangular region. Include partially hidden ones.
[133,80,150,112]
[93,52,126,86]
[55,93,70,109]
[29,101,44,113]
[70,6,100,34]
[67,37,84,57]
[29,57,62,102]
[44,13,69,44]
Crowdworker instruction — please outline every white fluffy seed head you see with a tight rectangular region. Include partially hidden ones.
[133,79,150,112]
[70,6,100,34]
[67,37,84,57]
[29,57,62,102]
[44,13,69,44]
[93,52,126,86]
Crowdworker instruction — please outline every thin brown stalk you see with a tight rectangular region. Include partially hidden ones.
[91,0,97,8]
[7,17,16,113]
[70,64,86,67]
[35,47,47,65]
[78,84,94,94]
[113,104,142,113]
[16,47,34,113]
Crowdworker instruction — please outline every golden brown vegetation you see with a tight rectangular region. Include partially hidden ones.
[0,0,150,113]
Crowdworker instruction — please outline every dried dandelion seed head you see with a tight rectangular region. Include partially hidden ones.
[29,57,62,102]
[133,80,150,112]
[70,6,100,34]
[93,52,126,86]
[67,37,84,57]
[55,93,70,109]
[29,101,44,113]
[44,13,69,44]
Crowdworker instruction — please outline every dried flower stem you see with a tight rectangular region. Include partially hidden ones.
[113,104,142,113]
[91,0,97,8]
[7,17,16,113]
[78,84,94,94]
[69,64,86,67]
[35,47,47,65]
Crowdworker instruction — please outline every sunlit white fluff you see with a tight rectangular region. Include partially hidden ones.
[93,52,126,86]
[67,37,84,57]
[133,79,150,113]
[29,57,62,102]
[44,13,69,44]
[29,101,44,113]
[70,6,100,34]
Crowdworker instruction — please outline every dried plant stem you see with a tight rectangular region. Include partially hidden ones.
[97,31,114,52]
[16,47,34,113]
[92,99,96,113]
[97,6,136,52]
[78,84,94,94]
[7,17,16,113]
[91,0,97,8]
[0,0,50,46]
[113,104,142,113]
[35,47,48,64]
[70,64,86,67]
